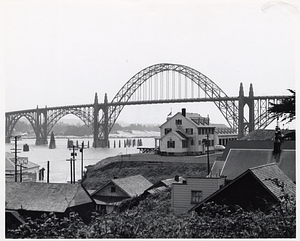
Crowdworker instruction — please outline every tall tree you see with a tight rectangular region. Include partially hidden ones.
[268,89,295,123]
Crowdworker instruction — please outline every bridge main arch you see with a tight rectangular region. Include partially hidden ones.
[97,63,241,145]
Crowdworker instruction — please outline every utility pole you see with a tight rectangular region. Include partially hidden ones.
[69,145,78,183]
[206,133,210,176]
[79,141,87,182]
[18,158,28,182]
[47,161,50,183]
[10,136,21,182]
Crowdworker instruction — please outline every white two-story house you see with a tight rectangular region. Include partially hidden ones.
[159,108,217,156]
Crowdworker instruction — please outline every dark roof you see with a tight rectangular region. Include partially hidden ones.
[6,182,94,213]
[220,149,295,182]
[240,129,294,141]
[191,163,295,212]
[249,164,295,199]
[219,140,295,162]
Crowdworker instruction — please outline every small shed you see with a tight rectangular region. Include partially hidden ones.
[91,175,152,213]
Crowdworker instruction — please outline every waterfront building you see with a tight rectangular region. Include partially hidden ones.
[159,108,236,156]
[5,152,40,182]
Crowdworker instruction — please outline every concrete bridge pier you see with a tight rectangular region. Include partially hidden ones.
[35,106,48,145]
[238,83,255,139]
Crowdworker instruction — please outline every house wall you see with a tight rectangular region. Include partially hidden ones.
[172,177,225,215]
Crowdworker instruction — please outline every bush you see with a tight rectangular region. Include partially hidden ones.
[7,188,295,238]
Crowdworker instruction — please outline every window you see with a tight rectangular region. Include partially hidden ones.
[182,140,188,148]
[186,128,193,135]
[191,138,194,145]
[175,119,182,125]
[191,191,202,204]
[167,140,175,148]
[111,186,116,192]
[165,128,172,135]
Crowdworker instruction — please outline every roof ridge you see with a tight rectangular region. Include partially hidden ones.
[249,162,277,170]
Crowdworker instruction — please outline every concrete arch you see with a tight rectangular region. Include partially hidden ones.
[100,63,239,137]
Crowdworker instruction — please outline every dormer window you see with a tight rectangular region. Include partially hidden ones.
[175,119,182,125]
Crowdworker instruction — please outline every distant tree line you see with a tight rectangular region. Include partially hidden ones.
[13,121,159,137]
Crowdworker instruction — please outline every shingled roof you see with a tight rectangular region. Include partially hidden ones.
[191,163,296,213]
[109,175,153,197]
[6,182,94,213]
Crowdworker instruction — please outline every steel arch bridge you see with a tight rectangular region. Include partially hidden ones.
[5,63,287,147]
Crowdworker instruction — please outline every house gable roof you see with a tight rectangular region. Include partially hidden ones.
[190,163,295,213]
[249,164,295,199]
[112,175,153,197]
[92,175,153,198]
[160,130,185,141]
[6,182,94,213]
[160,112,215,129]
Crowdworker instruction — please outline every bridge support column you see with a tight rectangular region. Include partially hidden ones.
[35,107,48,145]
[238,83,245,139]
[103,93,109,147]
[93,93,100,148]
[248,84,255,133]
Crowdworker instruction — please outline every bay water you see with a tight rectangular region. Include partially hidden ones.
[5,137,156,183]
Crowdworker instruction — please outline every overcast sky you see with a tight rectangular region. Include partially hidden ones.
[2,0,299,129]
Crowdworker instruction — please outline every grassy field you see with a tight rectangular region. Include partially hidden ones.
[82,152,223,190]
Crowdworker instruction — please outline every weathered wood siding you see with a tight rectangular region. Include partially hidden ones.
[172,177,225,215]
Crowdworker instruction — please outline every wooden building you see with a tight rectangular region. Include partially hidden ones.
[172,176,226,215]
[159,108,216,155]
[5,152,40,182]
[5,182,95,224]
[91,175,153,213]
[190,163,296,213]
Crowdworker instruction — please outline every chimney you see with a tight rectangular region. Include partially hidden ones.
[174,175,179,182]
[182,108,186,117]
[273,125,282,157]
